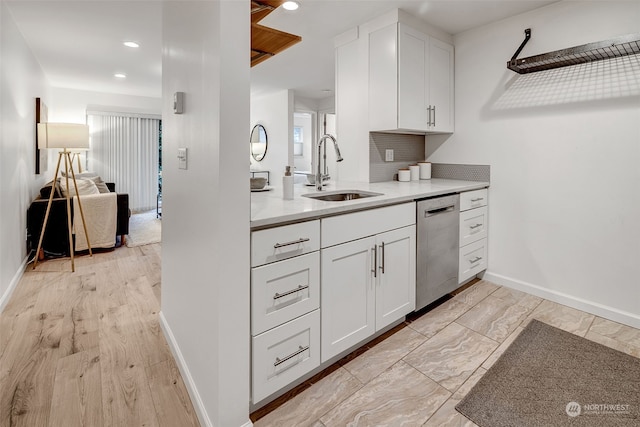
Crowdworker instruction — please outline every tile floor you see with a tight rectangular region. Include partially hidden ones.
[251,279,640,427]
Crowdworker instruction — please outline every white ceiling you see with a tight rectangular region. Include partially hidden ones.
[6,0,557,101]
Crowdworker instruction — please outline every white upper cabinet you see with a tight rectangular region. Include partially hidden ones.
[369,23,454,134]
[428,37,454,133]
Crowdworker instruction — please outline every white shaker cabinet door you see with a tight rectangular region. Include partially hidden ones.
[321,236,376,363]
[398,24,428,131]
[428,37,454,133]
[375,225,416,331]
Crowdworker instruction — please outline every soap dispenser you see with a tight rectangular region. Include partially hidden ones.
[283,166,294,200]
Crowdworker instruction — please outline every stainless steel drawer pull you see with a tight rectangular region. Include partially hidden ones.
[380,242,385,274]
[274,237,310,249]
[274,345,309,367]
[470,198,484,202]
[470,256,483,264]
[273,285,309,300]
[470,223,483,229]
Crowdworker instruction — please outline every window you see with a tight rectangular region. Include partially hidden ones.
[293,126,303,156]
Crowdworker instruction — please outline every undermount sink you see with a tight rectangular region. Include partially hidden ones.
[302,190,383,202]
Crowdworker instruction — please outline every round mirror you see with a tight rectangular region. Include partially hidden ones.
[250,124,268,162]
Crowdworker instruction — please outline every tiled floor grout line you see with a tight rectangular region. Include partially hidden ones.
[584,313,598,337]
[313,370,366,427]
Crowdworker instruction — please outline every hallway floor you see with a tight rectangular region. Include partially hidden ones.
[0,244,199,427]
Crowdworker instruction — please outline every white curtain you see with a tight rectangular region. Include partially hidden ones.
[87,112,160,212]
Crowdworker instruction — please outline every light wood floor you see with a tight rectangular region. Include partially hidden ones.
[0,244,200,427]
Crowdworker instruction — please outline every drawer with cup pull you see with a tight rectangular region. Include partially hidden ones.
[251,220,320,267]
[459,238,488,283]
[459,206,488,247]
[459,188,488,212]
[251,251,320,335]
[252,309,320,403]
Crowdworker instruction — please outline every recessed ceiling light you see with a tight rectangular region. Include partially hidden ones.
[114,73,127,79]
[282,1,299,11]
[123,41,139,48]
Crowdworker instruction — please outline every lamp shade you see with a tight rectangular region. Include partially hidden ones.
[38,123,89,149]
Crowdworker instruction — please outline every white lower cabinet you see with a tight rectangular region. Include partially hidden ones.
[251,203,417,403]
[459,189,489,283]
[320,236,376,362]
[375,226,416,330]
[459,238,488,282]
[321,223,416,362]
[251,220,321,403]
[252,310,320,403]
[251,252,320,336]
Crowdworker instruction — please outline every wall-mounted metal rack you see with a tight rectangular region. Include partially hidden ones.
[507,29,640,74]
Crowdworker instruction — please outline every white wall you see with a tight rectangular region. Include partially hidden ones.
[250,89,293,183]
[0,2,51,309]
[49,87,161,123]
[335,28,370,182]
[161,2,250,426]
[427,1,640,327]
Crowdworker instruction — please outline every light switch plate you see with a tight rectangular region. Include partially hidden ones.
[385,149,394,162]
[178,148,187,170]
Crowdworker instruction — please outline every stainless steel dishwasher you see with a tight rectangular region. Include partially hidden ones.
[416,194,460,311]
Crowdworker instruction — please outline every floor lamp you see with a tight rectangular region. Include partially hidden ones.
[70,150,85,173]
[33,123,92,272]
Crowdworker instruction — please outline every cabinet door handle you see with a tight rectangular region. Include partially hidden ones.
[470,198,484,202]
[274,237,310,249]
[426,106,431,127]
[372,245,378,278]
[273,285,309,300]
[379,242,385,274]
[469,256,483,264]
[274,345,309,367]
[469,223,483,230]
[432,105,436,127]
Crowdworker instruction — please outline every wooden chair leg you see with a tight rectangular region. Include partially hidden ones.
[121,235,126,246]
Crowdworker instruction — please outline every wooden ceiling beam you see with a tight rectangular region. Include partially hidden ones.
[250,0,301,67]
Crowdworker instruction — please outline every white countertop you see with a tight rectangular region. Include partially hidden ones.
[251,178,489,229]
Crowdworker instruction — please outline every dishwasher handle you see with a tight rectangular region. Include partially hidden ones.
[424,204,456,217]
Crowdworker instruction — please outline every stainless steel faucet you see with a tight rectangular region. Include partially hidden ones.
[316,134,343,190]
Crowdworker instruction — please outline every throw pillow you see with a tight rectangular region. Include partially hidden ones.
[39,180,63,199]
[58,177,100,197]
[86,175,111,193]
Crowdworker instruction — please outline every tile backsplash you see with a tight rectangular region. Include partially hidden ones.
[369,132,426,182]
[431,163,490,182]
[368,132,490,183]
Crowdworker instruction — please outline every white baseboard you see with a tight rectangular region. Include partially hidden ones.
[159,312,214,427]
[483,271,640,329]
[159,313,254,427]
[0,256,29,313]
